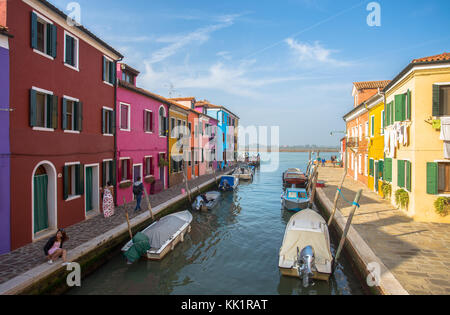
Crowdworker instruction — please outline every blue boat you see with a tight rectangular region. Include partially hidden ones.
[219,175,239,191]
[281,188,310,212]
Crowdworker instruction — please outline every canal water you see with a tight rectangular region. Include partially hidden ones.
[69,152,364,295]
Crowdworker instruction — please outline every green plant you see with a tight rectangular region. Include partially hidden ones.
[158,158,169,168]
[434,197,450,217]
[381,182,392,199]
[119,181,132,189]
[144,175,155,184]
[395,189,409,209]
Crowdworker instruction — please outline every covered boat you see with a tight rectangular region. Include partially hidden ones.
[232,166,254,181]
[218,175,239,191]
[281,188,310,211]
[192,191,221,211]
[278,209,333,284]
[283,168,307,189]
[121,210,193,261]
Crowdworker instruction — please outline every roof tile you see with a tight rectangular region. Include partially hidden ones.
[412,52,450,64]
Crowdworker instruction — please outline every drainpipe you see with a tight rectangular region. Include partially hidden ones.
[113,57,123,206]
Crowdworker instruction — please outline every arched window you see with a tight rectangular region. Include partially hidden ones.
[159,106,166,136]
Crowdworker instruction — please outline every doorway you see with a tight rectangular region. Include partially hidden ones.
[84,164,99,215]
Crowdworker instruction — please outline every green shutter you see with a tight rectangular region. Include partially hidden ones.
[407,90,411,120]
[426,162,438,195]
[110,110,115,135]
[398,160,405,188]
[379,160,384,180]
[62,98,67,130]
[31,12,38,49]
[432,85,440,116]
[109,61,115,84]
[102,56,106,82]
[63,165,69,200]
[384,158,392,182]
[66,35,73,65]
[46,94,52,128]
[75,164,84,195]
[76,102,83,131]
[390,102,394,125]
[102,161,107,187]
[102,109,106,134]
[51,95,58,129]
[111,160,116,186]
[369,159,374,176]
[395,94,405,122]
[371,116,375,136]
[30,89,37,127]
[406,161,411,192]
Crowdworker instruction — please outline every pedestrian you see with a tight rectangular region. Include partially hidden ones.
[322,158,326,167]
[133,177,144,212]
[44,229,70,266]
[101,181,115,218]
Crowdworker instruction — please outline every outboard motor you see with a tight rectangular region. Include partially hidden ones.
[220,179,230,191]
[193,195,205,211]
[297,246,316,287]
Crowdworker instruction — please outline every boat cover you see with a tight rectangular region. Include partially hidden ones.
[123,232,151,263]
[143,211,193,250]
[279,210,332,270]
[220,176,236,187]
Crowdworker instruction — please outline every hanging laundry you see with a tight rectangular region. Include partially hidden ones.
[444,142,450,159]
[403,125,408,146]
[440,117,450,141]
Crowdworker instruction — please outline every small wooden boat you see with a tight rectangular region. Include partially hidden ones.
[281,188,310,212]
[121,210,193,261]
[192,191,221,211]
[279,209,333,285]
[316,180,326,188]
[232,166,254,181]
[219,175,239,191]
[283,168,307,189]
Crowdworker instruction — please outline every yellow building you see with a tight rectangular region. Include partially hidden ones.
[383,52,450,223]
[168,103,189,187]
[366,93,385,197]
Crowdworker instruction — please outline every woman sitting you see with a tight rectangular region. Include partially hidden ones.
[43,229,70,266]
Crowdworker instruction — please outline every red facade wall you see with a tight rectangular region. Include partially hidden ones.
[7,0,118,249]
[346,112,369,186]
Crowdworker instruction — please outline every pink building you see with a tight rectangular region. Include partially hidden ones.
[116,63,169,205]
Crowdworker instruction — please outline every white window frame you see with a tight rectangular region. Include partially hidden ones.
[103,55,114,87]
[359,124,362,141]
[103,106,114,136]
[64,161,81,201]
[63,95,80,134]
[119,102,131,132]
[33,11,54,60]
[103,158,113,185]
[159,105,166,138]
[358,154,362,174]
[32,86,55,132]
[370,115,375,138]
[144,109,153,134]
[64,30,79,72]
[119,157,131,183]
[144,155,154,177]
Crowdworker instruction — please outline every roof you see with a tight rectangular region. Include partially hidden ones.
[412,52,450,64]
[169,97,196,102]
[384,52,450,92]
[195,101,240,119]
[37,0,123,59]
[353,80,391,90]
[118,80,188,112]
[119,63,140,75]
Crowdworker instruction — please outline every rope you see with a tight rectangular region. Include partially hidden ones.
[337,188,360,208]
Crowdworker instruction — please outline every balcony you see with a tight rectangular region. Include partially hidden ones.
[346,137,359,148]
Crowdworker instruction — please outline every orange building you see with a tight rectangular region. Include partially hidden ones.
[343,81,390,185]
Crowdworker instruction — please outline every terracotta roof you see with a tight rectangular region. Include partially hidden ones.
[353,80,391,90]
[118,80,188,113]
[169,97,196,102]
[119,63,140,75]
[0,25,7,32]
[412,52,450,64]
[195,101,239,119]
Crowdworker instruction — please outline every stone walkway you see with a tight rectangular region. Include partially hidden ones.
[318,166,450,295]
[0,168,232,285]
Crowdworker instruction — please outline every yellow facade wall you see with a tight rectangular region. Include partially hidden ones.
[168,108,188,174]
[367,99,385,197]
[385,66,450,223]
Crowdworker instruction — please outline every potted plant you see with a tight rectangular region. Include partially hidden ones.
[158,158,169,168]
[395,189,409,210]
[144,175,155,184]
[119,181,132,189]
[381,181,392,200]
[434,197,450,217]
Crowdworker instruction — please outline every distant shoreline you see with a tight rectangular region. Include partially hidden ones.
[241,149,339,153]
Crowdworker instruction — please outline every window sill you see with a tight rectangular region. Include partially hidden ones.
[33,49,54,61]
[103,133,114,137]
[438,193,450,197]
[33,127,55,132]
[103,81,114,87]
[120,128,131,132]
[64,63,79,72]
[64,130,80,134]
[145,131,154,134]
[120,180,131,184]
[65,195,81,202]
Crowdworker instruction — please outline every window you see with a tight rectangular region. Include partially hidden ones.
[102,160,115,186]
[369,159,374,176]
[359,125,362,141]
[120,158,132,182]
[433,85,450,116]
[365,155,368,176]
[31,12,57,58]
[438,163,450,193]
[63,163,83,200]
[370,115,375,137]
[30,88,58,129]
[64,31,79,70]
[144,156,154,176]
[103,57,115,85]
[171,157,183,173]
[365,122,369,138]
[62,97,82,132]
[170,118,176,138]
[102,108,114,135]
[177,120,182,139]
[122,71,135,84]
[381,110,385,134]
[427,162,450,194]
[358,154,362,174]
[397,160,411,191]
[144,110,153,133]
[120,103,130,131]
[159,107,167,136]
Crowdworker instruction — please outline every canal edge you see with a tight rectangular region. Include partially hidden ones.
[0,172,230,295]
[315,188,409,295]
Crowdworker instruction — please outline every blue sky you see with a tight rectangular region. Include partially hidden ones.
[50,0,450,146]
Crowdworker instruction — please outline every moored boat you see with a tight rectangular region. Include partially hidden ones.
[122,210,193,261]
[278,209,333,285]
[218,175,239,191]
[282,168,307,189]
[192,191,221,211]
[232,166,254,181]
[281,188,310,211]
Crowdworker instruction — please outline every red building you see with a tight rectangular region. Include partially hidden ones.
[2,0,123,249]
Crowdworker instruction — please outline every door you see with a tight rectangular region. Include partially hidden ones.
[374,161,379,192]
[191,151,195,177]
[34,174,49,233]
[133,165,142,183]
[85,167,93,212]
[354,156,358,181]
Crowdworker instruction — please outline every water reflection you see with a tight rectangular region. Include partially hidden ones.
[69,152,363,295]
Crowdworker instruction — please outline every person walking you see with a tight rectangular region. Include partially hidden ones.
[133,177,144,212]
[102,181,115,218]
[44,229,70,266]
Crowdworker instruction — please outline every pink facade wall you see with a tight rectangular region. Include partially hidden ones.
[116,68,168,205]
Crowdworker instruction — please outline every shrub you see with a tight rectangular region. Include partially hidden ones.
[434,197,450,217]
[381,182,392,199]
[395,189,409,209]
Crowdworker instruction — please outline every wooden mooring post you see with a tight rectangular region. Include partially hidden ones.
[328,146,349,226]
[308,171,319,209]
[123,197,133,241]
[143,188,154,221]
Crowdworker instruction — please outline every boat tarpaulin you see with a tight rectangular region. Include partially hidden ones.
[123,232,151,263]
[143,214,188,250]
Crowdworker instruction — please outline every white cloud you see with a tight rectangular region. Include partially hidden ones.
[285,38,350,67]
